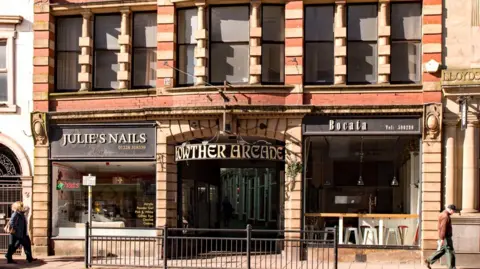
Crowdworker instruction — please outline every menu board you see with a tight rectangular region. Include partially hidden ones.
[135,202,154,227]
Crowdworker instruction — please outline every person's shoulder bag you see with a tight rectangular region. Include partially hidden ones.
[3,213,18,234]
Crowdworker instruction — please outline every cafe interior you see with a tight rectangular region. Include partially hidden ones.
[304,135,421,247]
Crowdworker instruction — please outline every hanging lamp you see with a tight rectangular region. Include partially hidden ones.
[357,137,365,186]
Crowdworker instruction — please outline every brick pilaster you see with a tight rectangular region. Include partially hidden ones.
[249,0,261,84]
[334,1,346,85]
[422,0,443,91]
[157,0,175,91]
[284,1,303,91]
[378,1,390,84]
[33,1,53,111]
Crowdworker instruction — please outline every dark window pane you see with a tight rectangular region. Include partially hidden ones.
[133,48,156,87]
[263,6,285,42]
[178,9,198,44]
[305,43,334,84]
[347,42,377,84]
[391,42,420,83]
[178,44,196,85]
[0,42,5,69]
[262,44,284,83]
[95,15,121,50]
[305,6,334,41]
[347,5,377,41]
[94,51,119,89]
[211,6,249,42]
[391,3,422,40]
[133,13,157,48]
[57,17,82,51]
[56,52,80,90]
[210,43,249,84]
[0,73,7,101]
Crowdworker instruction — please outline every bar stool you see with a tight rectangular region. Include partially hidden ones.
[362,227,378,245]
[359,225,370,240]
[398,225,409,245]
[385,227,401,245]
[324,227,336,241]
[344,227,361,245]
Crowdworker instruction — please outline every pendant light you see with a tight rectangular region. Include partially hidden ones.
[391,138,399,186]
[357,137,365,186]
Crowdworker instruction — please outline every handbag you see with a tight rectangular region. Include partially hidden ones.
[3,222,14,234]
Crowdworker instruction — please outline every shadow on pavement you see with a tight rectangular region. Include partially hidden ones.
[0,257,47,268]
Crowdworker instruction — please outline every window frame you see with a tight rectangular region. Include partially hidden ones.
[0,17,21,113]
[92,13,122,91]
[54,15,83,93]
[131,11,158,89]
[346,3,379,85]
[390,2,422,84]
[208,4,251,86]
[261,4,285,85]
[176,7,198,87]
[303,4,335,85]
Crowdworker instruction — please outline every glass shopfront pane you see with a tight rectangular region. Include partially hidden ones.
[51,161,156,237]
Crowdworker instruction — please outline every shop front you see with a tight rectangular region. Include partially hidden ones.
[303,115,423,254]
[48,123,157,242]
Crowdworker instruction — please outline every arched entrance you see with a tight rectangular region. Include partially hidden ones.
[0,143,23,253]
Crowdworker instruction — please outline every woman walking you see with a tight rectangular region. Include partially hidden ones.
[4,201,36,264]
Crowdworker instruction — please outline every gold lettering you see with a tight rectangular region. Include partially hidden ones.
[251,145,260,158]
[231,145,241,158]
[218,145,226,158]
[261,146,268,159]
[207,145,216,158]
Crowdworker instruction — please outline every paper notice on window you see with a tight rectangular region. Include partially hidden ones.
[335,196,348,204]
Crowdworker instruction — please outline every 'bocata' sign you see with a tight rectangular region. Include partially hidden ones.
[175,143,285,162]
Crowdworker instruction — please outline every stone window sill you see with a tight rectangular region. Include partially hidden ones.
[49,88,156,99]
[0,103,18,113]
[304,84,423,93]
[165,84,295,93]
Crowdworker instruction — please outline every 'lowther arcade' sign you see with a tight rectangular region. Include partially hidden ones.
[175,143,285,162]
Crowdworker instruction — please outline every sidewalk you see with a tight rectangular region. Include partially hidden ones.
[0,256,473,269]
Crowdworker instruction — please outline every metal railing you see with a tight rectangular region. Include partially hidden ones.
[85,223,338,269]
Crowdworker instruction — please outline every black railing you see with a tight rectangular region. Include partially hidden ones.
[85,224,338,269]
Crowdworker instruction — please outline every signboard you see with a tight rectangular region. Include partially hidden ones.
[175,143,285,162]
[50,123,156,160]
[82,175,96,186]
[442,69,480,86]
[303,116,422,135]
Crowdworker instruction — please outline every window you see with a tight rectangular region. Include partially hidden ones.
[56,17,82,92]
[391,3,421,83]
[94,14,121,90]
[132,13,157,88]
[0,41,7,101]
[177,8,198,86]
[262,5,285,84]
[347,4,378,84]
[305,5,334,84]
[210,6,249,84]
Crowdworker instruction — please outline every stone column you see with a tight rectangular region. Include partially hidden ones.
[378,2,390,83]
[444,120,457,206]
[194,1,207,85]
[249,0,261,84]
[461,118,479,213]
[79,11,92,91]
[118,8,131,90]
[334,2,346,84]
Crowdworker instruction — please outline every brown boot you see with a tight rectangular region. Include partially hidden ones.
[424,259,431,269]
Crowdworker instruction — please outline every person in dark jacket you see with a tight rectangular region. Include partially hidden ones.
[425,204,457,269]
[222,197,234,228]
[4,201,36,264]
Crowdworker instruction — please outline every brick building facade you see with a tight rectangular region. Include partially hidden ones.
[31,0,444,264]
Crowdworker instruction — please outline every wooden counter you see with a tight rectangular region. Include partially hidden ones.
[305,213,419,245]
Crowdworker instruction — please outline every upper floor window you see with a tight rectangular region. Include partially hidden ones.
[132,12,157,88]
[177,8,197,86]
[347,4,378,84]
[56,17,82,92]
[262,5,285,84]
[0,41,7,101]
[304,5,334,85]
[210,6,249,84]
[94,14,121,90]
[391,3,421,84]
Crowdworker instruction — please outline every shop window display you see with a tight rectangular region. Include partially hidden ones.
[51,162,156,237]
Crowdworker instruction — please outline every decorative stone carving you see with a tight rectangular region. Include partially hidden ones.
[424,104,442,140]
[31,113,48,146]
